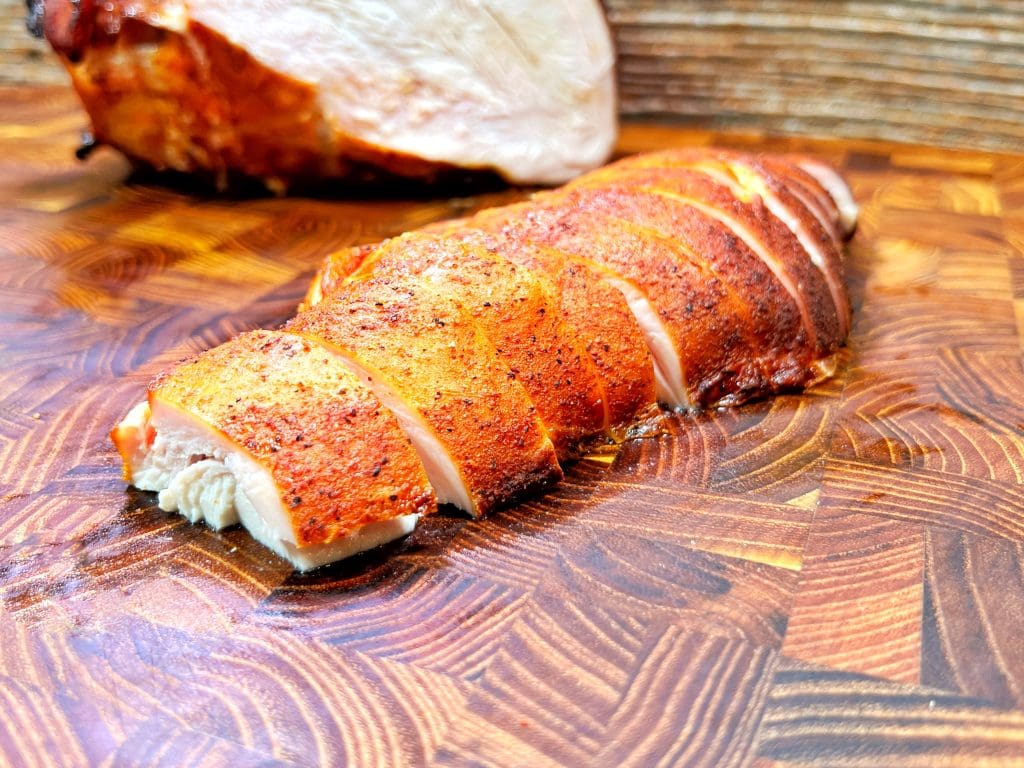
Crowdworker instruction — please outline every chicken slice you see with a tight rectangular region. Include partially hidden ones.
[287,278,562,517]
[476,206,692,408]
[596,150,851,338]
[339,233,607,458]
[565,170,842,354]
[307,228,658,437]
[110,330,435,571]
[444,227,659,435]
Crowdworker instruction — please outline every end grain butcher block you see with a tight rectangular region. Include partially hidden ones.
[4,86,1024,766]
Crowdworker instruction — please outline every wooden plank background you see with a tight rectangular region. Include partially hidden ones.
[2,0,1024,153]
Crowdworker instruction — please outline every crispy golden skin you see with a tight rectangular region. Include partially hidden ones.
[287,277,562,516]
[345,233,608,458]
[308,227,658,435]
[148,330,435,546]
[442,227,659,434]
[473,189,812,405]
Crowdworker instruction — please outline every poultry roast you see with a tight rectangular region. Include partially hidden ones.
[30,0,617,189]
[112,148,857,570]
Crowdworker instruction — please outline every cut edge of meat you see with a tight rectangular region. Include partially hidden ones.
[295,333,479,516]
[308,232,664,433]
[458,203,698,410]
[111,329,437,570]
[110,399,423,571]
[756,157,843,243]
[792,158,860,238]
[586,261,692,410]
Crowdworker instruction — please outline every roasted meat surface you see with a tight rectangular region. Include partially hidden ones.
[286,273,563,518]
[34,0,617,188]
[113,149,857,569]
[112,330,435,570]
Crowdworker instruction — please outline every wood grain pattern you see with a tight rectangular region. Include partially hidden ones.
[760,658,1024,767]
[607,0,1024,155]
[782,510,924,685]
[4,85,1024,765]
[922,529,1024,708]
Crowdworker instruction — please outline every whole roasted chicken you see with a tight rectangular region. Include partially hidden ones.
[112,149,858,570]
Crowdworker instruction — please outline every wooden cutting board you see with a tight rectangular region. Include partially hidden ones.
[3,85,1024,767]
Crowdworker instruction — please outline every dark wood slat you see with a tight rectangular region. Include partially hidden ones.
[607,0,1024,153]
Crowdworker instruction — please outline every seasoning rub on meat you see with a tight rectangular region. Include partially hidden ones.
[33,0,617,188]
[112,148,857,570]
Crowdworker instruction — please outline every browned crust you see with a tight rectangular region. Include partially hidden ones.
[564,168,843,353]
[150,330,436,546]
[305,152,854,407]
[52,5,460,187]
[599,148,848,255]
[309,227,659,438]
[286,277,562,515]
[602,148,848,246]
[347,233,608,458]
[440,227,658,433]
[591,149,852,340]
[741,157,852,336]
[474,189,815,404]
[303,155,856,409]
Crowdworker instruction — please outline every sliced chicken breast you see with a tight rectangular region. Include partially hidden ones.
[341,232,608,458]
[596,149,851,338]
[287,277,562,517]
[112,148,857,570]
[110,330,435,571]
